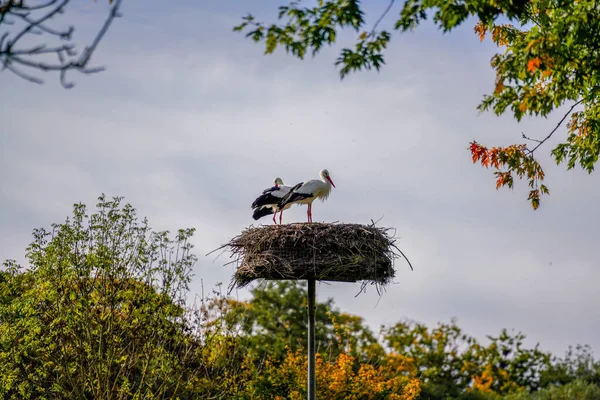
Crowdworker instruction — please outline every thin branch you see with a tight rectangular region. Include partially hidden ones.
[11,53,85,71]
[0,31,8,48]
[7,0,69,48]
[0,0,123,88]
[391,242,413,271]
[521,133,542,143]
[9,43,75,55]
[527,98,585,154]
[2,60,43,83]
[84,0,122,59]
[60,66,73,87]
[11,0,60,12]
[369,0,395,37]
[17,13,74,39]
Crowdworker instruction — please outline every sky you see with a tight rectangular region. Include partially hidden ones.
[1,0,599,357]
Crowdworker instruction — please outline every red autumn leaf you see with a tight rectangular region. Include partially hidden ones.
[495,174,505,189]
[470,142,485,163]
[481,151,490,168]
[489,148,500,168]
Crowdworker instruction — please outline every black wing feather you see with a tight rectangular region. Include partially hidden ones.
[251,191,283,209]
[252,206,274,220]
[278,182,309,209]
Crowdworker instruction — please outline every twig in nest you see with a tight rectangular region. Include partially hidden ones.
[211,221,414,296]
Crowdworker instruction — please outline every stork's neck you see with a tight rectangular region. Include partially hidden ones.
[315,179,332,201]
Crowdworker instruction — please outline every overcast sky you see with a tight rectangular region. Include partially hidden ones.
[2,0,599,357]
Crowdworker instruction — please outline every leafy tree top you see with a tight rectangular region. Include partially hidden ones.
[234,0,600,209]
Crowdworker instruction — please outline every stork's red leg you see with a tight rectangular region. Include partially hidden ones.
[272,211,277,224]
[279,209,283,224]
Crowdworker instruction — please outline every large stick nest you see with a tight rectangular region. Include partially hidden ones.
[214,222,412,294]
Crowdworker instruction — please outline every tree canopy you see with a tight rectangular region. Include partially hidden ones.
[0,0,122,88]
[234,0,600,210]
[2,194,600,398]
[213,281,600,399]
[0,194,199,398]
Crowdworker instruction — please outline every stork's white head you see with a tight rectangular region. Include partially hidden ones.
[320,169,336,188]
[274,177,284,187]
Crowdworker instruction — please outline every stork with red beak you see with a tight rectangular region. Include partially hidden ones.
[278,169,336,223]
[251,177,293,224]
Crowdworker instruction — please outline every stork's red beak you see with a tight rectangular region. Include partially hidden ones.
[327,176,336,188]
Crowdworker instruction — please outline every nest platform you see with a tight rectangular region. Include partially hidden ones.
[219,222,411,293]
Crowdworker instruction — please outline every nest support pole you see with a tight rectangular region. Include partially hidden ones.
[307,278,316,400]
[217,223,414,398]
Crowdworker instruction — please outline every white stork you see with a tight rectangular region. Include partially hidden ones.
[278,169,336,223]
[251,177,293,224]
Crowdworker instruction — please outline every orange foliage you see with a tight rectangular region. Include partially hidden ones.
[316,351,421,399]
[402,379,422,399]
[469,141,547,209]
[474,22,512,47]
[491,25,512,47]
[253,349,422,399]
[474,21,487,42]
[495,172,513,190]
[494,78,505,95]
[519,100,528,112]
[385,352,418,375]
[527,57,542,73]
[472,365,495,393]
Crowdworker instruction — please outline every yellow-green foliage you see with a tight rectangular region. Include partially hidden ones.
[1,195,599,399]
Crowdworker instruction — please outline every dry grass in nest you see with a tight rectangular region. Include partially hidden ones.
[210,222,413,295]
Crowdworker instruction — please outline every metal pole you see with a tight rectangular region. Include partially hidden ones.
[307,278,316,399]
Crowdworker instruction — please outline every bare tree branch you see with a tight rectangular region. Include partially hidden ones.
[0,0,123,88]
[3,58,43,83]
[369,0,395,37]
[8,0,69,46]
[522,133,542,143]
[526,98,585,154]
